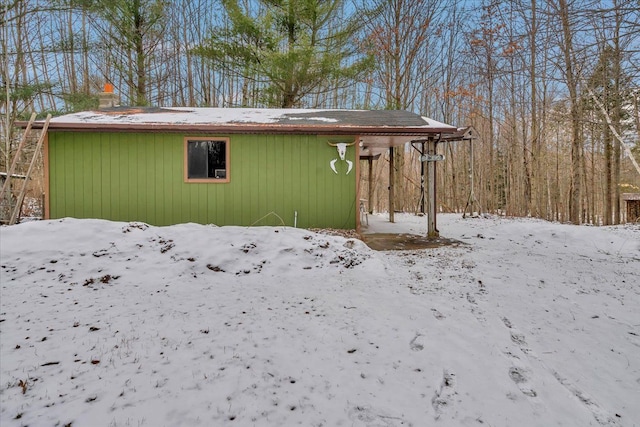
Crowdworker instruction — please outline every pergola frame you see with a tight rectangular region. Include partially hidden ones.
[360,127,475,237]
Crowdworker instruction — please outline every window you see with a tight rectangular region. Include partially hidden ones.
[184,137,229,182]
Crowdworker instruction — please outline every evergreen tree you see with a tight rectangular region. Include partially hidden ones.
[195,0,373,108]
[83,0,168,106]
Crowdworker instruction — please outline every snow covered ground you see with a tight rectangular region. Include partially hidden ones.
[1,214,638,427]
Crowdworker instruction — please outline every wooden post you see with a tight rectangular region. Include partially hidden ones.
[389,146,394,223]
[368,157,373,214]
[426,137,438,237]
[463,136,477,218]
[420,141,425,214]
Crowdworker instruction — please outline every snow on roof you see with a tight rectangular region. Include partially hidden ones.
[44,107,458,132]
[420,116,455,128]
[49,107,334,125]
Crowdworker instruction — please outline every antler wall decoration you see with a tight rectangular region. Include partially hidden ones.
[327,141,356,174]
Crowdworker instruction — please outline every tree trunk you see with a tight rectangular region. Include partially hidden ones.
[604,126,613,224]
[557,0,582,223]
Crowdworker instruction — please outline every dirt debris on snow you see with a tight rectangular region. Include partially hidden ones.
[0,214,638,427]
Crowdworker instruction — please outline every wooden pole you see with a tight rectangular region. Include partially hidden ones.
[427,137,438,237]
[420,142,425,214]
[389,146,394,223]
[368,157,373,214]
[463,137,477,218]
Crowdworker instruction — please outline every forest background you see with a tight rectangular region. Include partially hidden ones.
[1,0,639,225]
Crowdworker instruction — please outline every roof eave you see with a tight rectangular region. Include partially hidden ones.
[19,121,458,136]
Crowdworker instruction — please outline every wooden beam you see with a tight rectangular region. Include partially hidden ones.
[389,146,394,223]
[426,137,438,237]
[420,142,425,214]
[368,157,373,214]
[355,136,361,232]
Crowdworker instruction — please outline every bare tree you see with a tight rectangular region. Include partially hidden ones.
[549,0,584,223]
[466,1,509,213]
[363,0,446,212]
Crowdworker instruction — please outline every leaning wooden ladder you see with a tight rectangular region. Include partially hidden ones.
[0,113,51,225]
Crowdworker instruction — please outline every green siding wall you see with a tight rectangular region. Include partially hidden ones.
[48,132,357,228]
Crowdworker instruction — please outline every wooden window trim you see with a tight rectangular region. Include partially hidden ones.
[183,136,230,183]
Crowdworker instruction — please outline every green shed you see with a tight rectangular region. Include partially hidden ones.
[30,107,459,230]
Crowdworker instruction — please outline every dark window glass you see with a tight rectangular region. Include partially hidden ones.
[187,140,226,179]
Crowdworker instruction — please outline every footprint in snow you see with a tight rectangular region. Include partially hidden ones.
[509,366,537,397]
[431,309,445,320]
[410,334,424,351]
[432,369,457,419]
[500,316,532,354]
[501,317,513,329]
[348,405,401,425]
